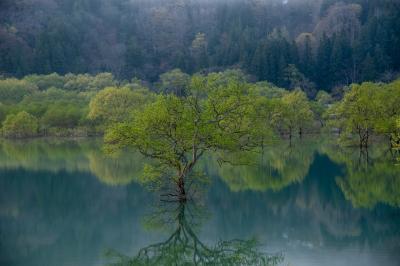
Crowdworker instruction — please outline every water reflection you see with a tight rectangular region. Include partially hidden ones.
[0,138,145,186]
[321,140,400,208]
[0,138,399,265]
[106,201,283,266]
[211,139,318,191]
[0,137,399,207]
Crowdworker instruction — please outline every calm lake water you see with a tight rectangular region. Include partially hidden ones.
[0,138,399,266]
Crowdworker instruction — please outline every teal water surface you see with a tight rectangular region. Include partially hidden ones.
[0,138,399,266]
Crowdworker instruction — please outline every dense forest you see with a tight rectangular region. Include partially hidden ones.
[1,0,400,92]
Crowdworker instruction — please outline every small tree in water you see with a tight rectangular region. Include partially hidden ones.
[105,73,259,201]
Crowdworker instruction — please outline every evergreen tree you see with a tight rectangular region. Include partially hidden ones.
[316,34,333,90]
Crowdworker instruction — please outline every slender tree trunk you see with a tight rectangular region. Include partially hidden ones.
[261,138,264,152]
[177,176,186,202]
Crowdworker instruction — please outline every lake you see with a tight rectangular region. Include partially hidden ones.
[0,138,399,266]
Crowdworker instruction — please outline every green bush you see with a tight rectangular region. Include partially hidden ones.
[2,111,39,138]
[0,78,38,104]
[41,104,83,128]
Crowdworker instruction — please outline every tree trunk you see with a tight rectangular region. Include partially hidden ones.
[177,176,186,202]
[358,129,363,149]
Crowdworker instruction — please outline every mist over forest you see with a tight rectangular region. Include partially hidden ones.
[0,0,399,91]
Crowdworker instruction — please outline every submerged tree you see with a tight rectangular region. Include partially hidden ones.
[329,82,379,148]
[327,80,400,148]
[275,89,314,140]
[105,73,259,201]
[105,202,283,266]
[393,118,400,162]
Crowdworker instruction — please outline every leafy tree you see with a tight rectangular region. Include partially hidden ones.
[0,78,38,104]
[252,82,287,99]
[23,73,66,91]
[311,90,333,127]
[88,86,153,125]
[276,89,314,139]
[329,82,381,148]
[158,69,190,96]
[62,73,116,92]
[63,74,93,91]
[105,74,257,200]
[392,118,400,161]
[2,111,38,138]
[283,64,316,98]
[90,73,117,90]
[191,33,208,70]
[374,79,400,144]
[41,104,83,129]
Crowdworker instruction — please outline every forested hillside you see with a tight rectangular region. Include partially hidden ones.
[1,0,399,91]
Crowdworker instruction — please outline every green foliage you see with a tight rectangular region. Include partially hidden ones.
[88,86,153,125]
[63,73,117,91]
[23,73,66,91]
[191,33,208,70]
[311,90,334,127]
[0,78,38,104]
[275,89,314,137]
[283,64,316,98]
[327,80,400,147]
[374,80,400,137]
[41,104,82,128]
[2,111,38,138]
[104,73,259,195]
[158,69,190,96]
[251,82,288,99]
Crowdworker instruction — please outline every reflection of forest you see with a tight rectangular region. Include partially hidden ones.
[0,166,153,266]
[0,138,399,209]
[0,138,399,265]
[208,155,400,252]
[320,139,400,208]
[0,139,144,186]
[211,139,318,191]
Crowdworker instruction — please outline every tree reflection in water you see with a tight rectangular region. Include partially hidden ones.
[105,201,283,266]
[321,139,400,209]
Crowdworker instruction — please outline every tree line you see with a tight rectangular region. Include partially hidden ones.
[1,0,399,91]
[0,70,399,148]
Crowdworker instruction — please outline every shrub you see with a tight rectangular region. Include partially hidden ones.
[2,111,39,138]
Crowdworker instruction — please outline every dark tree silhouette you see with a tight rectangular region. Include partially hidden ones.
[105,202,283,266]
